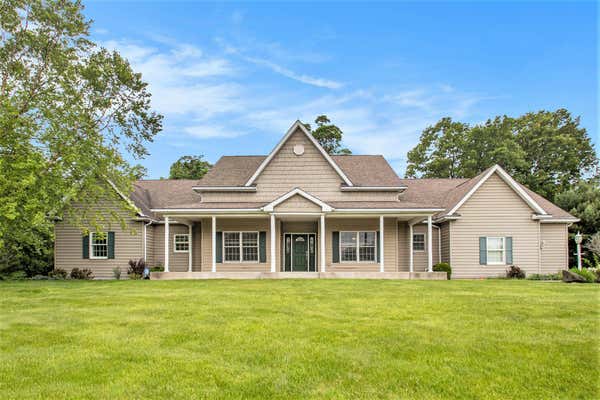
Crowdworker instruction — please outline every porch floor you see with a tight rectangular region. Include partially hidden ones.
[150,271,447,280]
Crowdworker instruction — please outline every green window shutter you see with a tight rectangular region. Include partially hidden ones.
[82,235,89,259]
[259,231,267,263]
[505,237,513,264]
[376,231,380,262]
[479,237,487,265]
[107,232,115,259]
[216,232,223,263]
[332,231,339,263]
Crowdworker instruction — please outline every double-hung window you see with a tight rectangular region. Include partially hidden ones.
[486,237,505,264]
[223,232,259,262]
[90,232,108,259]
[412,233,425,251]
[174,234,189,253]
[340,231,377,262]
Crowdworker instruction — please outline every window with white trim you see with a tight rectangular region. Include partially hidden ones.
[486,237,505,264]
[174,234,189,253]
[413,233,425,251]
[90,232,108,259]
[340,231,377,262]
[224,232,259,262]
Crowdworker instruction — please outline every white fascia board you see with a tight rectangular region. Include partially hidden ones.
[263,188,333,212]
[447,165,547,216]
[192,186,257,192]
[540,218,580,223]
[151,208,263,213]
[332,208,444,213]
[244,121,353,187]
[340,186,407,192]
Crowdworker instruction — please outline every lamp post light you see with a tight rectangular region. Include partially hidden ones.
[574,232,583,271]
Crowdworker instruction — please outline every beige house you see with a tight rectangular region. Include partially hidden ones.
[55,121,578,279]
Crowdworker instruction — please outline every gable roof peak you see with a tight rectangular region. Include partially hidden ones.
[244,120,353,187]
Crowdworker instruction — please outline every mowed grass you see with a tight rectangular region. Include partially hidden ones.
[0,280,598,399]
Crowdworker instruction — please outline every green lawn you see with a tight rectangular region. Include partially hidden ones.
[0,280,598,399]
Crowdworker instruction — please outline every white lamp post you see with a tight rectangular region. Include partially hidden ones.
[574,232,583,271]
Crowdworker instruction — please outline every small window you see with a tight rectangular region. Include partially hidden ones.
[174,234,189,253]
[223,232,259,262]
[340,231,377,262]
[90,232,108,259]
[413,234,425,251]
[487,237,505,265]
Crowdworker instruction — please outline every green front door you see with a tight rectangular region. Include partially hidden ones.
[292,235,308,271]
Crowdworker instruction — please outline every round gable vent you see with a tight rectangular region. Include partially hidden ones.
[293,144,305,156]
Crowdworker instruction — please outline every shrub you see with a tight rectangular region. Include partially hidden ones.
[150,262,164,272]
[569,268,597,283]
[112,267,122,280]
[433,262,452,279]
[48,268,68,280]
[70,268,94,280]
[526,273,561,281]
[506,265,525,279]
[128,258,146,275]
[31,274,50,280]
[6,271,28,280]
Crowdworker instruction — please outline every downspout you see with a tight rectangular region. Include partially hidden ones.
[143,221,152,261]
[432,224,442,264]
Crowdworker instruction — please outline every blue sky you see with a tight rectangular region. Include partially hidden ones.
[85,1,598,179]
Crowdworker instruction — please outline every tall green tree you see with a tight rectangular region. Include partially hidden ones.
[406,109,598,200]
[169,155,212,179]
[0,0,162,274]
[305,115,352,155]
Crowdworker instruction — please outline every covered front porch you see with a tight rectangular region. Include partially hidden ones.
[150,208,444,279]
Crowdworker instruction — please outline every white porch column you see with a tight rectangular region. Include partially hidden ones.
[427,215,433,272]
[211,216,216,273]
[188,224,193,272]
[270,214,276,272]
[409,223,414,273]
[164,216,170,272]
[320,214,326,272]
[379,215,385,272]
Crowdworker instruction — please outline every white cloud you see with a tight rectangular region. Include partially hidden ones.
[183,124,242,139]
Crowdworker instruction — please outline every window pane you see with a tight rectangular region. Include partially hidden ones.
[340,232,357,246]
[360,232,376,246]
[341,246,357,261]
[224,233,240,246]
[487,250,504,263]
[91,233,108,258]
[413,234,425,251]
[488,237,503,250]
[242,246,258,261]
[225,246,240,261]
[242,232,258,245]
[359,246,375,261]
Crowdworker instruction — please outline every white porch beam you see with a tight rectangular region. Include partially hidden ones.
[409,223,414,273]
[427,215,433,272]
[164,216,170,272]
[320,214,326,272]
[270,214,276,272]
[188,224,193,272]
[211,216,216,273]
[379,215,384,272]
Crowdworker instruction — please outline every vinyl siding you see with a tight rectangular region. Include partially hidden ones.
[540,224,569,272]
[411,224,440,271]
[450,173,540,278]
[325,217,396,272]
[273,194,323,212]
[145,224,155,266]
[397,221,409,271]
[201,128,398,204]
[54,199,143,279]
[200,218,271,272]
[153,224,192,272]
[440,222,451,264]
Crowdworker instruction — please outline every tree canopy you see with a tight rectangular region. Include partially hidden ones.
[169,155,212,180]
[304,115,352,155]
[0,0,162,274]
[406,109,598,201]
